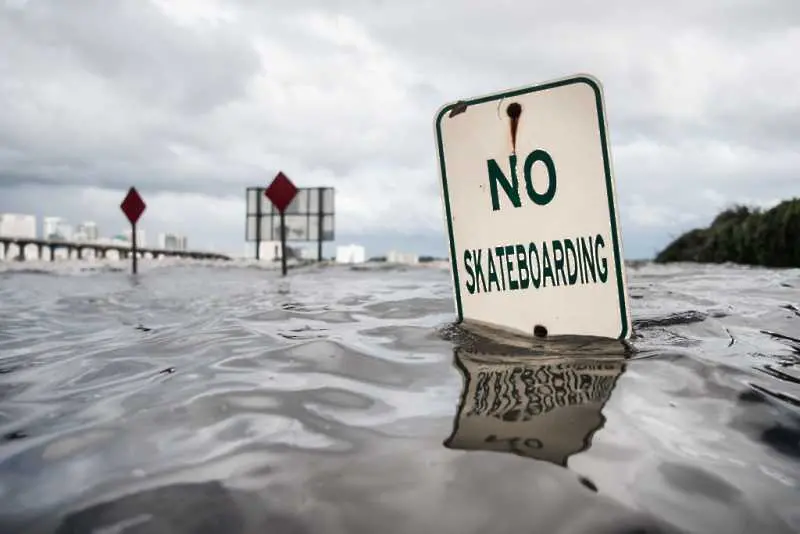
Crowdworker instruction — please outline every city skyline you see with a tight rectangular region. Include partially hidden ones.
[0,209,424,264]
[0,199,440,260]
[0,209,431,261]
[0,211,190,252]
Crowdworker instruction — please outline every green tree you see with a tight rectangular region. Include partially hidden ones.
[654,198,800,268]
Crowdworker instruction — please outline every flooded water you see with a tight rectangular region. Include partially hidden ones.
[0,260,798,534]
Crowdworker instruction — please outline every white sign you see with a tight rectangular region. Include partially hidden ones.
[434,74,631,340]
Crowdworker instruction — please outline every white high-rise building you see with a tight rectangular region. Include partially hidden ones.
[43,216,72,240]
[0,213,36,239]
[76,222,99,242]
[158,233,188,251]
[43,217,60,239]
[336,244,366,264]
[125,229,146,247]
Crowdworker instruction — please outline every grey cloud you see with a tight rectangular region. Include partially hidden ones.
[608,110,800,151]
[4,0,261,114]
[0,0,798,259]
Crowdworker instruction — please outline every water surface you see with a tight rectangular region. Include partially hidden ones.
[0,260,798,533]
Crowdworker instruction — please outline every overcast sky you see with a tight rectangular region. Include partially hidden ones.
[0,0,798,258]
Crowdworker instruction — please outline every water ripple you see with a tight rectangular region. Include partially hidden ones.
[0,261,798,533]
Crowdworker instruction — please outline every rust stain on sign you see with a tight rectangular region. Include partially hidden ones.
[449,101,468,117]
[506,102,522,154]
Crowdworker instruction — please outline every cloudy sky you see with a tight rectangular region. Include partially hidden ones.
[0,0,798,258]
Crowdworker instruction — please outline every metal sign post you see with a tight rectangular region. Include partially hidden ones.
[317,187,324,261]
[131,222,138,274]
[264,172,298,276]
[120,187,146,275]
[280,210,287,275]
[255,192,262,261]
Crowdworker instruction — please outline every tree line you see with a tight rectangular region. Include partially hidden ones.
[655,198,800,268]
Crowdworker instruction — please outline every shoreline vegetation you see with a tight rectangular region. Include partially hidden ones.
[654,198,800,268]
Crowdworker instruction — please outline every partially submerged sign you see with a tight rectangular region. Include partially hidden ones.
[434,74,631,339]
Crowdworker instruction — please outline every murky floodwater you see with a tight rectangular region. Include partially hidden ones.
[0,260,798,534]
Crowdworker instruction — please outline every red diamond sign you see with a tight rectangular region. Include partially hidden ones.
[265,171,298,213]
[120,186,146,225]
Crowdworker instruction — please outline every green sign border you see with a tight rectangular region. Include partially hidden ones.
[434,75,630,340]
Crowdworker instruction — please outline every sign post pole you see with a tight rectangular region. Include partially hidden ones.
[280,210,288,276]
[131,222,138,274]
[120,186,146,276]
[254,188,262,261]
[317,187,324,262]
[264,171,298,277]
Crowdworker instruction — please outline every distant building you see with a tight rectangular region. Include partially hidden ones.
[43,216,72,240]
[124,229,146,247]
[386,250,419,265]
[76,221,99,242]
[336,244,366,264]
[0,213,36,239]
[43,217,61,239]
[158,233,188,251]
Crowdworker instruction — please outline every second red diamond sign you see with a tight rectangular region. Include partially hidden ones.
[265,171,298,277]
[265,172,298,213]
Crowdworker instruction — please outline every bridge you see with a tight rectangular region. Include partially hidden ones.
[0,237,231,262]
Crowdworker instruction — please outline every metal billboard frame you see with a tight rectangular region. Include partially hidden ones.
[246,186,335,261]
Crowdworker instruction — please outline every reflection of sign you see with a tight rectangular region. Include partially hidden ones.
[444,341,625,466]
[433,74,631,339]
[245,187,335,242]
